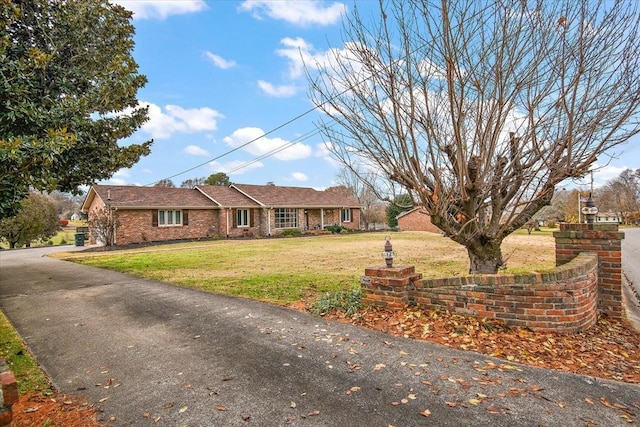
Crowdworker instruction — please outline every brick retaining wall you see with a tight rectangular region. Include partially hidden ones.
[361,224,624,333]
[361,253,599,332]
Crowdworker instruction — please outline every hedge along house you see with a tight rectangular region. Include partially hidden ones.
[81,184,361,245]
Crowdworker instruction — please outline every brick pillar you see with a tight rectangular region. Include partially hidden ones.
[554,223,624,320]
[0,361,18,427]
[360,266,421,310]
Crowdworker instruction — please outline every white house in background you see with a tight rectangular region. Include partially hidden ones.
[595,211,620,224]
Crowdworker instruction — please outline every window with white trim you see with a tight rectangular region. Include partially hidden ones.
[275,208,298,229]
[341,208,352,223]
[158,209,182,226]
[236,209,250,227]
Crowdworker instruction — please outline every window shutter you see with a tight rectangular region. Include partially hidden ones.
[183,210,189,226]
[233,209,237,228]
[247,209,251,227]
[152,210,158,227]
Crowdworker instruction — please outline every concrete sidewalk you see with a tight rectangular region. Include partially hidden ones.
[0,246,638,426]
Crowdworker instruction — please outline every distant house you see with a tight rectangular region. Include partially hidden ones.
[595,211,620,224]
[81,183,361,246]
[396,208,442,233]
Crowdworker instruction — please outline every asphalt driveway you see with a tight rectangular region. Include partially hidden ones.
[0,245,639,426]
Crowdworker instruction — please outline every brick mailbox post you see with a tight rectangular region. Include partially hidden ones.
[553,223,624,320]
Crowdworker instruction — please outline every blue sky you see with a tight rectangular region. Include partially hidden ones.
[105,0,639,191]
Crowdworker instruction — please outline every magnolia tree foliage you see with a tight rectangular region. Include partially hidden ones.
[0,0,152,218]
[309,0,640,273]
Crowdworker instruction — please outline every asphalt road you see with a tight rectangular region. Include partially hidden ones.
[1,244,639,426]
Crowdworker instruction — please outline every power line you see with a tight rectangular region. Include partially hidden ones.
[145,106,322,186]
[225,127,326,175]
[146,35,431,186]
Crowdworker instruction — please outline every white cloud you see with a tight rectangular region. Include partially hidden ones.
[205,52,236,69]
[223,127,312,160]
[184,145,210,156]
[208,160,264,175]
[257,80,299,97]
[257,37,336,97]
[113,169,131,178]
[291,172,308,182]
[141,102,224,139]
[592,164,629,187]
[112,0,207,19]
[239,0,346,27]
[315,141,340,166]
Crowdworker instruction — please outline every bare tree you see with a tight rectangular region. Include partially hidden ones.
[87,206,119,246]
[154,179,176,188]
[180,177,206,188]
[596,168,640,224]
[309,0,640,273]
[335,167,387,229]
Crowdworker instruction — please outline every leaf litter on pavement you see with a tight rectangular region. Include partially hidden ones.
[12,302,640,426]
[321,305,640,384]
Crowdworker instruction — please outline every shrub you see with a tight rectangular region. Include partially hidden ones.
[282,228,302,237]
[326,224,345,234]
[59,238,66,245]
[311,289,362,316]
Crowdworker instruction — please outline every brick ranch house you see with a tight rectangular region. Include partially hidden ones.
[81,184,361,245]
[396,208,442,233]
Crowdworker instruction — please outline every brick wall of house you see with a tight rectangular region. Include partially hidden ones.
[361,253,599,332]
[397,209,442,233]
[258,208,361,236]
[115,209,218,245]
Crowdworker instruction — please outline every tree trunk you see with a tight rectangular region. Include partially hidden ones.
[466,237,504,274]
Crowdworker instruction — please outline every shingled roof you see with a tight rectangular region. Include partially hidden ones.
[232,184,359,208]
[82,183,360,211]
[195,185,261,208]
[82,185,215,210]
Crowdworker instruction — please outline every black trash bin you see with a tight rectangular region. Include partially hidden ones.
[74,233,85,247]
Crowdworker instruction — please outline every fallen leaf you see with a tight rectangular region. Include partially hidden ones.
[419,409,431,417]
[162,402,174,409]
[179,405,188,413]
[446,401,457,407]
[468,398,481,406]
[374,363,386,371]
[291,401,297,408]
[301,410,320,418]
[214,404,228,411]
